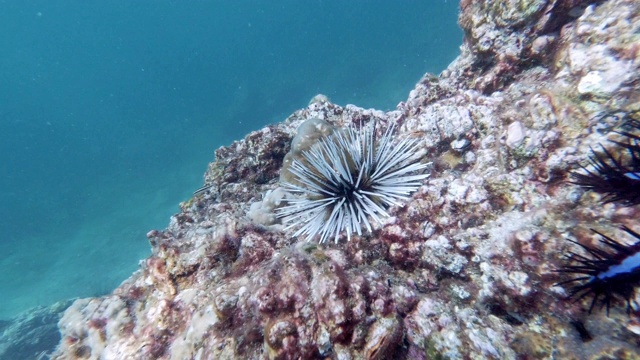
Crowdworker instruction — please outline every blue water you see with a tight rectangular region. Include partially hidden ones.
[0,1,461,319]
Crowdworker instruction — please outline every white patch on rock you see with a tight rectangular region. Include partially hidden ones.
[506,121,525,149]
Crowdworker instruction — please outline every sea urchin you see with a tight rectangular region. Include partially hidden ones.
[277,121,429,243]
[555,227,640,315]
[571,119,640,205]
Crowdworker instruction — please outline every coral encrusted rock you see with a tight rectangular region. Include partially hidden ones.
[52,0,640,359]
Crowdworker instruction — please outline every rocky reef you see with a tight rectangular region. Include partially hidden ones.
[51,0,640,359]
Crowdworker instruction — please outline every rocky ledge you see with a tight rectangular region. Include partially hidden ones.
[51,0,640,359]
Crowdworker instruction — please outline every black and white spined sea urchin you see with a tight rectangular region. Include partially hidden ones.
[277,121,430,243]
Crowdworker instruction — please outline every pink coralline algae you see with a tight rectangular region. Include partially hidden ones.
[52,0,640,359]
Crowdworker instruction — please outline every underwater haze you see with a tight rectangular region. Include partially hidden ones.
[0,0,461,319]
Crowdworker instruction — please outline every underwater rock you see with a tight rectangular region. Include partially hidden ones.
[51,0,640,359]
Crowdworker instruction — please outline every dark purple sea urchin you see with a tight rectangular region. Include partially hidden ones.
[277,121,430,243]
[571,119,640,205]
[555,227,640,315]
